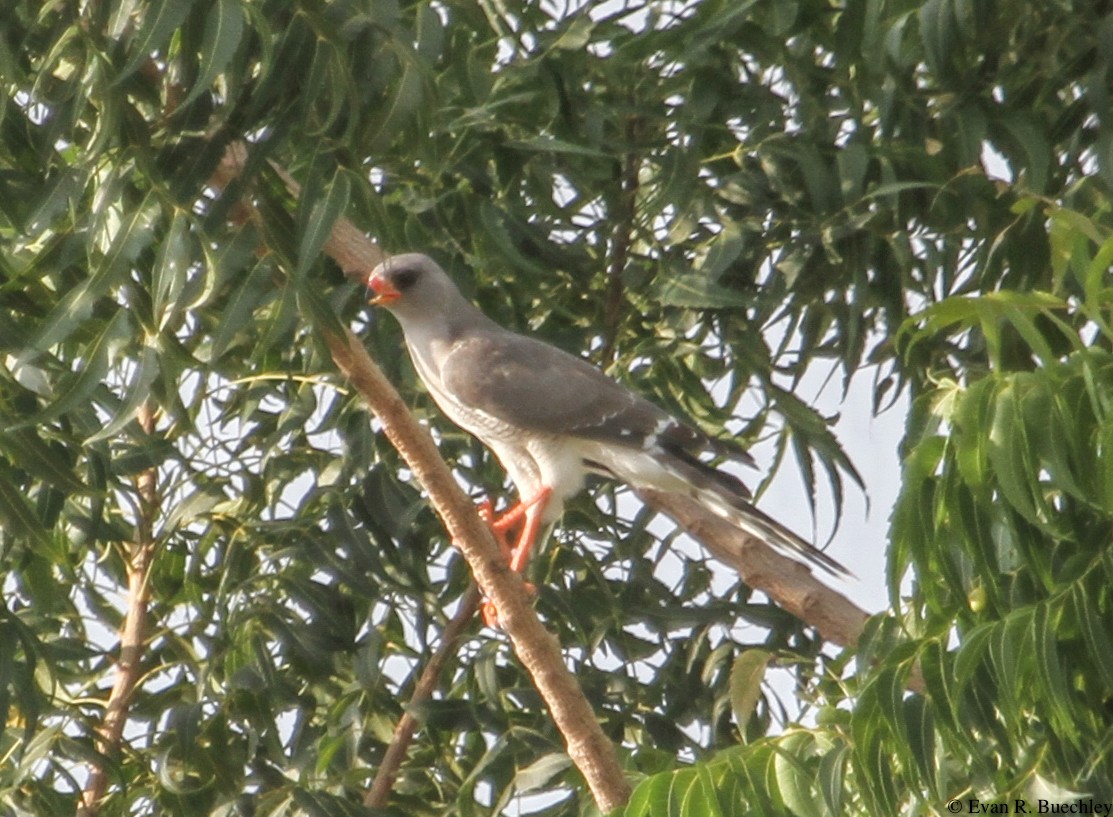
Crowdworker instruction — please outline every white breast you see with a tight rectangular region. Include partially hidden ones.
[406,331,586,525]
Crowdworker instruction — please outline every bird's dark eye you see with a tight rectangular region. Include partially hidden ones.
[393,268,420,292]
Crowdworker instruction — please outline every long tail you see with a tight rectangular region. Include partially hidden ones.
[657,445,851,577]
[711,494,850,577]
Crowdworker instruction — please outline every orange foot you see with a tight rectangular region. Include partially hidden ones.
[473,487,553,628]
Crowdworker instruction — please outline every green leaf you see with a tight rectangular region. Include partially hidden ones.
[116,0,198,82]
[178,0,246,109]
[162,483,226,535]
[296,168,351,283]
[551,16,595,51]
[902,696,937,795]
[0,429,85,494]
[654,275,751,309]
[816,743,848,815]
[773,734,821,817]
[987,382,1039,526]
[85,338,161,444]
[513,752,572,793]
[1082,233,1113,338]
[669,768,702,816]
[623,771,670,817]
[209,262,274,360]
[152,210,192,331]
[297,281,348,343]
[8,309,131,431]
[508,135,612,158]
[996,113,1051,194]
[1072,583,1113,692]
[1000,303,1056,366]
[0,461,52,549]
[951,378,993,493]
[366,44,425,150]
[898,295,981,353]
[987,612,1031,728]
[954,622,993,689]
[18,194,159,364]
[1033,602,1077,740]
[918,0,958,77]
[696,761,727,817]
[728,649,771,733]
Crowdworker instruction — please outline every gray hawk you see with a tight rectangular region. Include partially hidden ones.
[367,254,847,621]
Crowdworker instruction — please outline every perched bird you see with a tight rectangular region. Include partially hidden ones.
[367,253,846,619]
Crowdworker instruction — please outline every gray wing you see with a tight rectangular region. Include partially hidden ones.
[440,330,658,437]
[437,328,849,575]
[439,328,756,473]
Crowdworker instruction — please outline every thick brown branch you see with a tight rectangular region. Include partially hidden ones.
[326,329,633,812]
[364,586,481,808]
[636,489,924,692]
[210,143,633,811]
[637,490,870,647]
[80,402,159,816]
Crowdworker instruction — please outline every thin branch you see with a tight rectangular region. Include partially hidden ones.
[600,118,640,367]
[364,586,481,808]
[79,402,159,816]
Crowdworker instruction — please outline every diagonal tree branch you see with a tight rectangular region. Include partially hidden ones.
[637,489,923,693]
[79,401,159,817]
[324,328,634,812]
[363,586,481,808]
[211,143,634,813]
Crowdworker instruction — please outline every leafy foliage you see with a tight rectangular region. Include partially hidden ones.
[1,0,1112,815]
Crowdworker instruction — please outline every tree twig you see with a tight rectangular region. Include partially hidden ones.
[363,586,480,808]
[600,118,640,367]
[79,402,158,816]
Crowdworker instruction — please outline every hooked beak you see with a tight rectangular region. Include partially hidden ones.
[367,274,400,306]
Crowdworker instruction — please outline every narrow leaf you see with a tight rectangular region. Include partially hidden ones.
[1073,583,1113,692]
[19,195,158,363]
[210,263,273,360]
[296,169,351,283]
[178,0,246,109]
[512,752,572,794]
[729,649,772,733]
[153,210,191,331]
[8,309,131,431]
[117,0,198,81]
[0,429,86,493]
[86,340,161,444]
[0,462,51,548]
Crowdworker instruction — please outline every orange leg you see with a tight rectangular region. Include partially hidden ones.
[480,487,552,627]
[507,486,552,573]
[474,498,512,558]
[486,490,549,539]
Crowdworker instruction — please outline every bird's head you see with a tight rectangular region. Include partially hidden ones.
[367,253,461,316]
